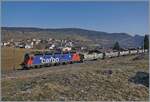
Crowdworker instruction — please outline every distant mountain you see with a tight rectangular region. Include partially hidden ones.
[1,27,144,48]
[132,35,144,46]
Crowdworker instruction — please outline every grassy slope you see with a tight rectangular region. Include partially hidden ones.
[1,47,28,72]
[1,54,149,101]
[1,47,43,73]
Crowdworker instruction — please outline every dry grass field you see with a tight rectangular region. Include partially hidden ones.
[1,47,44,73]
[1,47,30,72]
[1,53,149,101]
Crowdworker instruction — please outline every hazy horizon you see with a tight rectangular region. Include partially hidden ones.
[2,26,146,37]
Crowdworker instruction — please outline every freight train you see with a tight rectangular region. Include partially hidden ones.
[21,49,148,69]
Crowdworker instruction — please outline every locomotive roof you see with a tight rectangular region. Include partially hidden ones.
[28,50,77,55]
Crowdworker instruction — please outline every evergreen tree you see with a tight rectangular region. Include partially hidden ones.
[144,35,149,49]
[113,41,120,50]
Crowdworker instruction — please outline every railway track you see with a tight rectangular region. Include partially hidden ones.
[2,53,147,80]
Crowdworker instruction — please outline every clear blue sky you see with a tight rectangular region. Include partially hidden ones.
[2,1,148,36]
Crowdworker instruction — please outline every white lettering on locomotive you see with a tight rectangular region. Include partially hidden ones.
[40,57,59,64]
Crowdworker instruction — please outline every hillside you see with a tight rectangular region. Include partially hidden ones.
[2,54,149,101]
[1,27,144,48]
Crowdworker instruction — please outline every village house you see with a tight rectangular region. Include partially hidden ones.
[62,47,72,52]
[3,41,10,46]
[25,44,32,49]
[49,44,55,50]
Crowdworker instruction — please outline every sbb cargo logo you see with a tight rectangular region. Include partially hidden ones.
[40,57,60,63]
